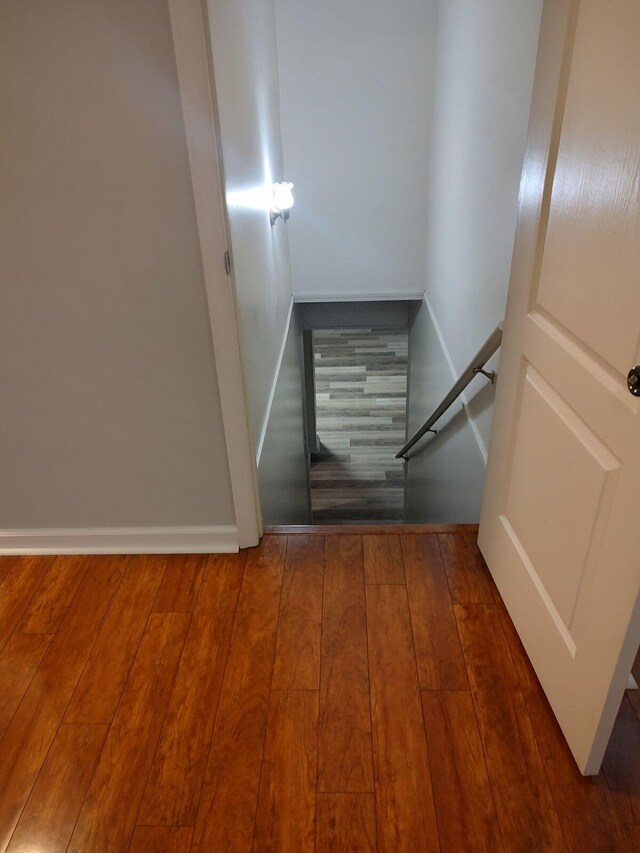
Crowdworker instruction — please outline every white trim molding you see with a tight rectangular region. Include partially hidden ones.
[0,526,239,555]
[255,295,295,465]
[168,0,262,548]
[423,294,490,465]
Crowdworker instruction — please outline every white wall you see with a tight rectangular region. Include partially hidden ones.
[274,0,438,300]
[405,0,543,522]
[206,0,293,448]
[424,0,543,455]
[0,0,235,533]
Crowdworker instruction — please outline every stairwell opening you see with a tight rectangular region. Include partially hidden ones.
[257,298,493,526]
[310,327,408,524]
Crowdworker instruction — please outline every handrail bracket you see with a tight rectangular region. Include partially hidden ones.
[396,322,503,460]
[472,366,497,384]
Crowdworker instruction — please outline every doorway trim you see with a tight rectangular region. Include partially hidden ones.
[167,0,262,549]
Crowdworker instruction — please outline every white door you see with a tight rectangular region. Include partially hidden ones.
[478,0,640,775]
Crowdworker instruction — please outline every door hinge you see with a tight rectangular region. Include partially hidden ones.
[224,249,232,276]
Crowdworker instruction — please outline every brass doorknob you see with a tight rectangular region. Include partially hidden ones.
[627,366,640,396]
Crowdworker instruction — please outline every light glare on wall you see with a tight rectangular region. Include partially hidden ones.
[270,182,294,225]
[226,185,272,212]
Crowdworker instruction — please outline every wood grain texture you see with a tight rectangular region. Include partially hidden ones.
[152,553,207,613]
[191,536,286,853]
[366,584,438,853]
[128,826,193,853]
[6,723,108,853]
[254,690,319,853]
[525,688,631,851]
[272,535,324,690]
[363,535,404,584]
[495,599,541,698]
[316,793,376,853]
[454,604,519,692]
[439,533,496,604]
[138,552,245,826]
[0,556,124,852]
[318,535,373,793]
[626,824,640,850]
[16,555,88,634]
[0,532,637,852]
[402,535,468,690]
[68,612,190,853]
[473,687,566,851]
[65,555,165,724]
[455,600,566,850]
[421,690,503,852]
[0,633,52,739]
[0,558,17,588]
[0,557,54,653]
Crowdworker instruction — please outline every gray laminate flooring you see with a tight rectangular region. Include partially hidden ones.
[311,328,407,523]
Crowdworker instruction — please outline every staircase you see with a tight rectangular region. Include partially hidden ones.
[310,328,408,523]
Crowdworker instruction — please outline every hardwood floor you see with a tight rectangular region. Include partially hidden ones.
[0,533,639,851]
[311,329,407,523]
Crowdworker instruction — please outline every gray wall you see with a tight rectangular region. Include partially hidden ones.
[258,307,310,524]
[0,0,235,529]
[404,303,487,522]
[206,0,293,449]
[300,301,416,332]
[274,0,438,300]
[423,0,543,456]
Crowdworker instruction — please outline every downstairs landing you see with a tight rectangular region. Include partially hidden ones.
[311,328,407,523]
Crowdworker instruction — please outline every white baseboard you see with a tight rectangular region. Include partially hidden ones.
[294,292,424,303]
[256,295,295,466]
[0,525,239,555]
[423,294,489,466]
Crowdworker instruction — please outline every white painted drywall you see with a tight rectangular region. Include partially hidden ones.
[206,0,293,448]
[258,306,311,524]
[405,0,543,521]
[274,0,438,300]
[0,0,235,529]
[423,0,543,455]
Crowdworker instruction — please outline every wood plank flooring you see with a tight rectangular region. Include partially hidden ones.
[311,329,407,523]
[0,533,639,852]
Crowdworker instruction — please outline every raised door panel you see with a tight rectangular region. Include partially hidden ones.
[503,365,620,640]
[534,0,640,376]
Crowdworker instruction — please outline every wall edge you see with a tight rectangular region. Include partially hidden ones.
[255,294,295,465]
[422,294,489,466]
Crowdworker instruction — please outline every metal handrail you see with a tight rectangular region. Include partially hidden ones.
[396,322,503,460]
